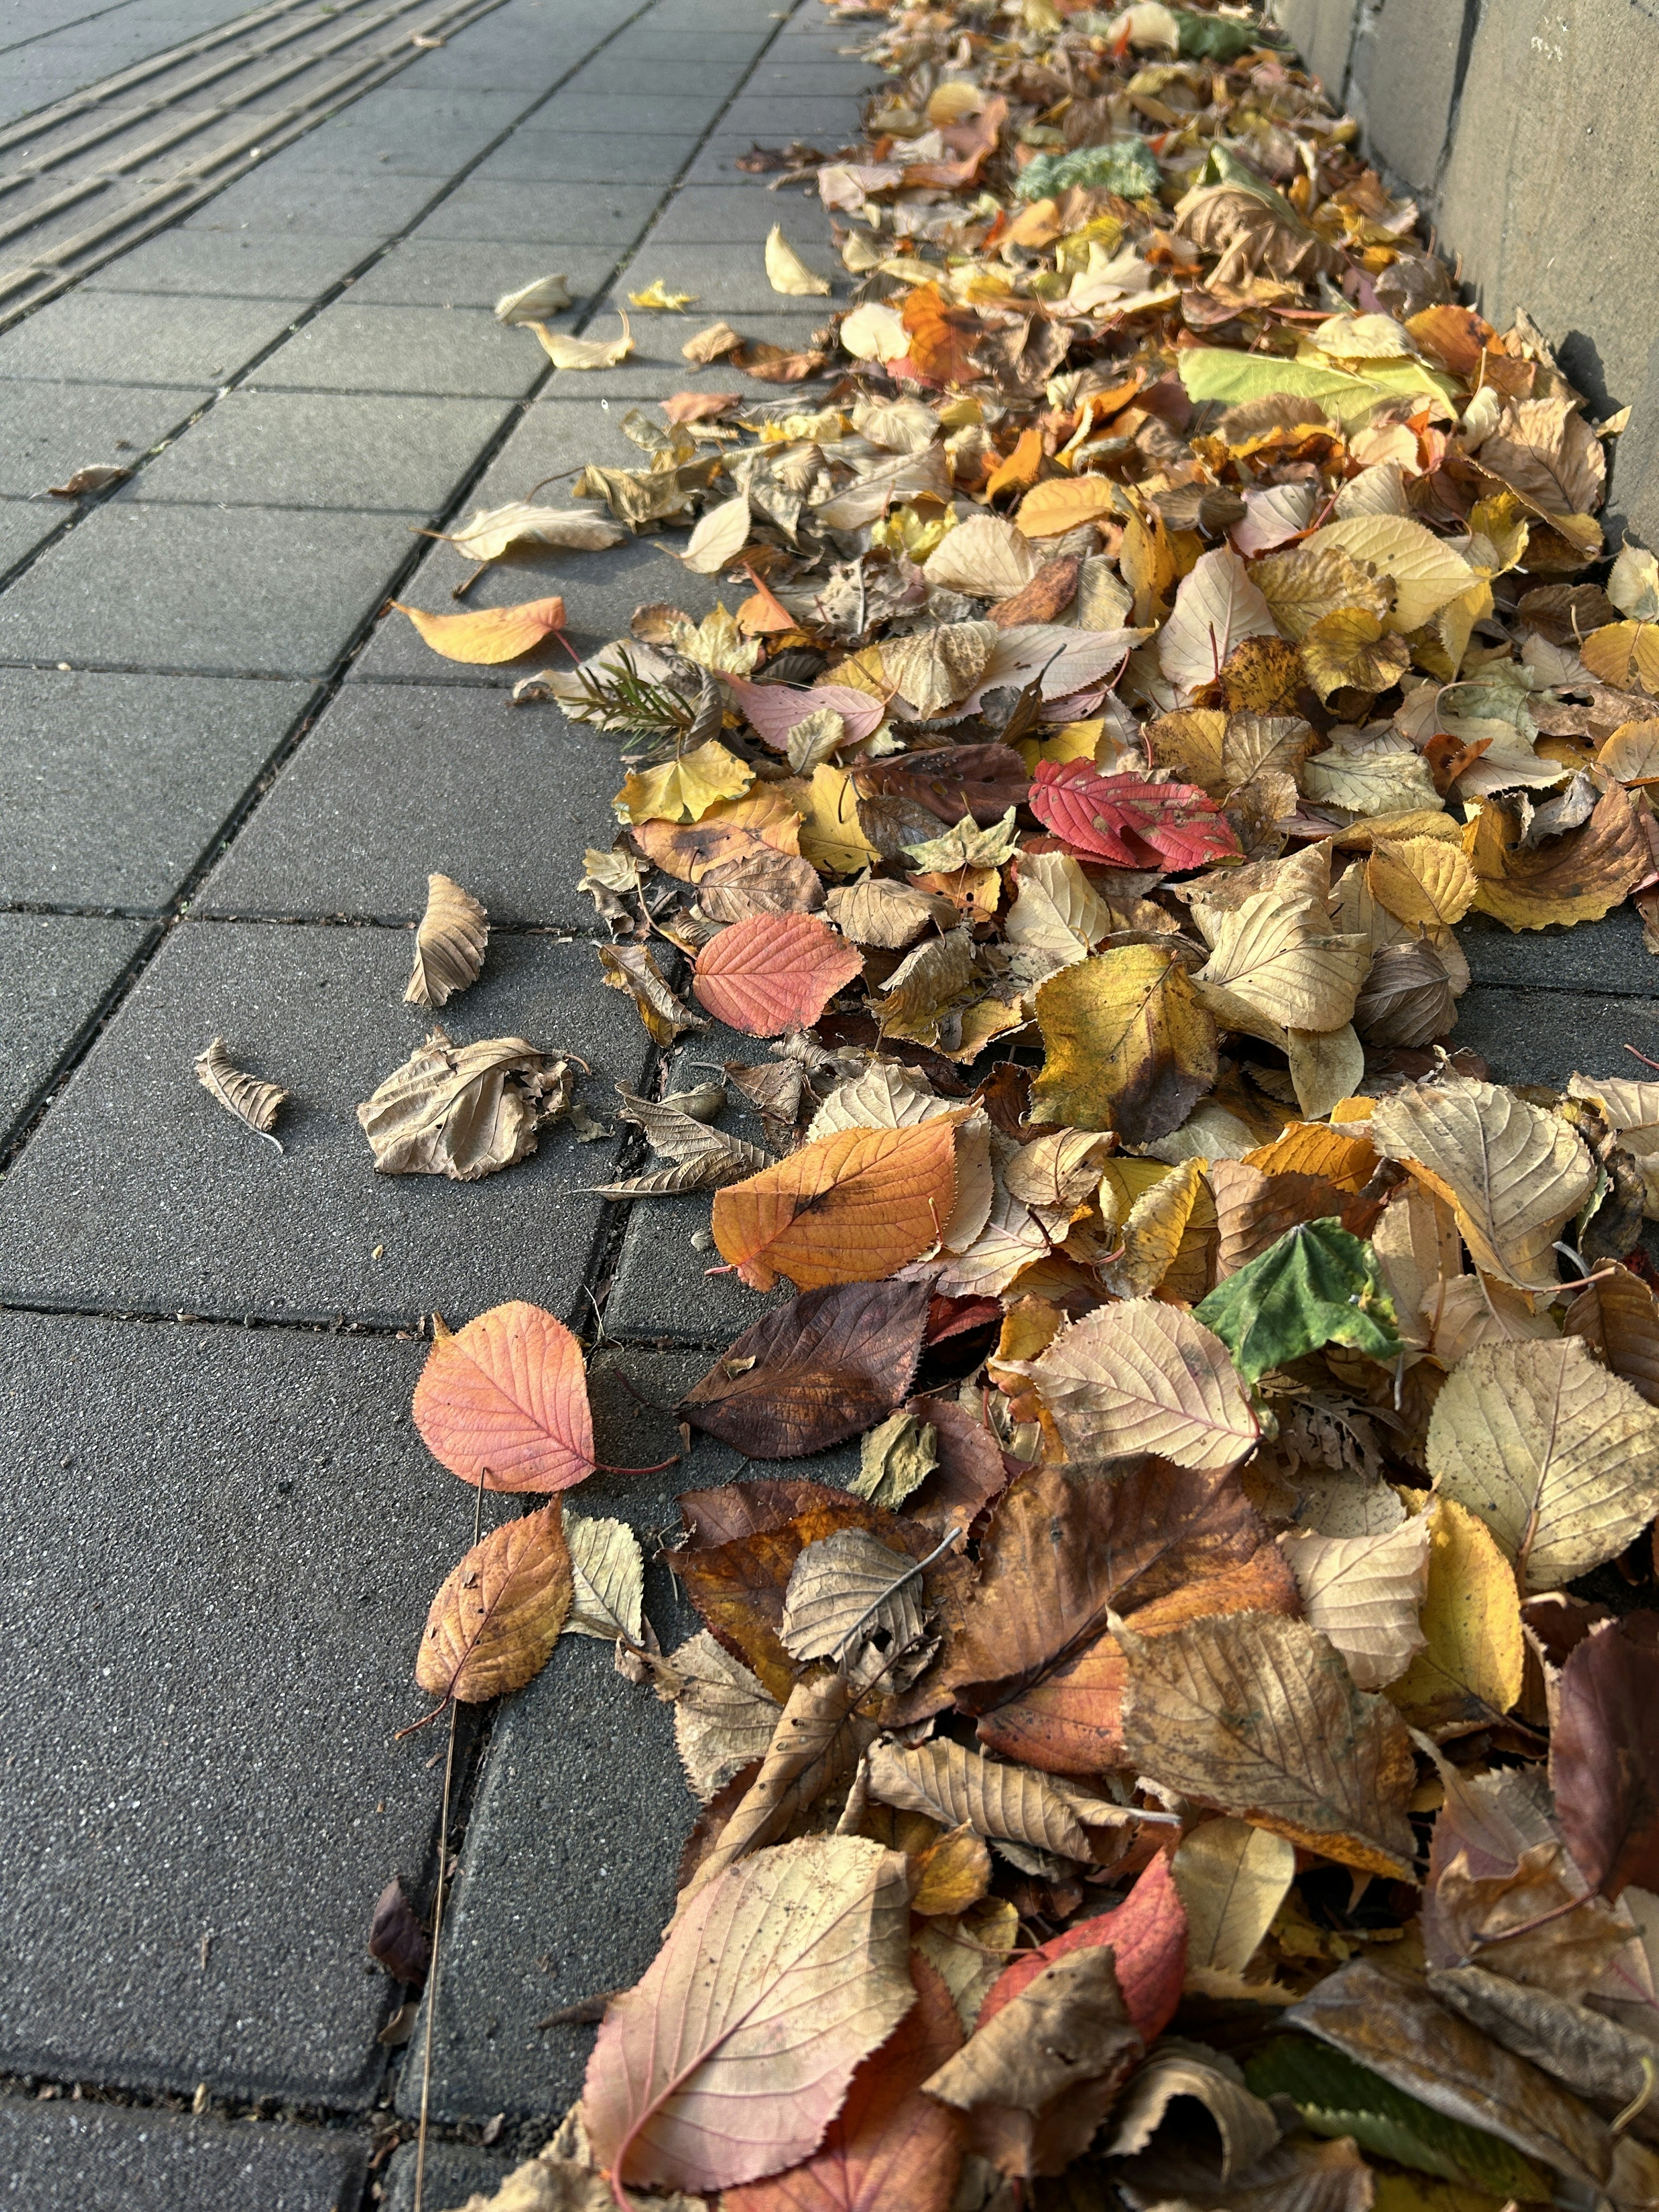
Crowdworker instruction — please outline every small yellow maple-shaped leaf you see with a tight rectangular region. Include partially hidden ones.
[628,278,698,312]
[616,740,754,826]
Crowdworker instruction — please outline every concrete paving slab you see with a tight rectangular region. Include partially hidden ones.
[1269,0,1355,96]
[0,923,652,1325]
[0,913,149,1143]
[0,291,305,389]
[518,90,736,140]
[651,184,835,243]
[467,132,702,188]
[0,383,196,499]
[382,2140,514,2211]
[1342,0,1460,194]
[564,57,772,97]
[0,2099,367,2212]
[0,498,69,576]
[743,57,885,94]
[395,9,652,96]
[409,181,665,247]
[0,668,308,910]
[1452,985,1659,1092]
[1458,909,1659,996]
[346,240,619,311]
[270,88,528,178]
[401,1350,859,2124]
[587,29,777,64]
[184,168,441,240]
[680,140,849,188]
[719,94,872,140]
[0,504,424,680]
[196,683,644,931]
[0,1309,475,2105]
[607,238,845,315]
[82,232,385,301]
[118,391,514,512]
[249,303,541,400]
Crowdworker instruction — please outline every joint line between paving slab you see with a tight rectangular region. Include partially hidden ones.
[0,0,816,1199]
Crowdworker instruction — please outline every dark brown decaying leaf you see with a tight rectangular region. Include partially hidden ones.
[405,871,489,1007]
[356,1030,572,1179]
[680,1280,933,1458]
[195,1037,288,1146]
[597,941,706,1046]
[366,1874,430,1984]
[1550,1611,1659,1900]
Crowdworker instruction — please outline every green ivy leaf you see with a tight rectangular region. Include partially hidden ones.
[1194,1217,1401,1386]
[1245,2035,1551,2201]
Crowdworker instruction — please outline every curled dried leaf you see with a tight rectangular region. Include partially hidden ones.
[404,872,488,1008]
[195,1038,287,1148]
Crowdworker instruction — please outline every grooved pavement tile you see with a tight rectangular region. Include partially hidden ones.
[1452,985,1659,1089]
[270,88,528,178]
[116,390,515,512]
[718,94,871,137]
[651,184,835,242]
[82,232,387,300]
[606,237,845,314]
[0,504,425,679]
[467,133,702,187]
[183,169,442,240]
[0,383,196,499]
[0,1311,474,2106]
[0,291,305,389]
[0,668,309,909]
[560,58,768,96]
[0,2099,367,2212]
[394,11,655,97]
[513,92,735,140]
[400,1351,861,2124]
[0,913,150,1143]
[197,684,642,929]
[383,2140,514,2210]
[0,924,651,1324]
[529,309,834,402]
[249,302,542,399]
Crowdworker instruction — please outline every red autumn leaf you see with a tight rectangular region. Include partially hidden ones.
[411,1300,593,1492]
[694,912,864,1036]
[976,1852,1186,2044]
[1551,1611,1659,1899]
[925,1294,1004,1346]
[723,1954,965,2212]
[681,1280,934,1458]
[1028,760,1241,872]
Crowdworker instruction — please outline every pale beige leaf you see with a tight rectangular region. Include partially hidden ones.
[1369,1072,1595,1289]
[1278,1514,1433,1691]
[1100,1157,1208,1300]
[533,311,632,370]
[1567,1071,1659,1215]
[1427,1272,1559,1366]
[866,1738,1092,1872]
[669,1629,782,1803]
[852,1409,938,1512]
[1195,893,1370,1033]
[1427,1336,1659,1592]
[1252,541,1392,642]
[356,1031,572,1179]
[879,620,999,718]
[1372,1181,1462,1351]
[1284,1023,1366,1120]
[679,494,751,575]
[1157,547,1278,698]
[440,502,628,559]
[922,512,1040,600]
[563,1514,644,1644]
[1003,1126,1116,1220]
[406,872,488,1008]
[765,223,832,296]
[1172,1819,1296,1980]
[600,1088,773,1192]
[780,1528,929,1672]
[1004,852,1112,966]
[582,1835,914,2195]
[1367,837,1479,929]
[1008,1299,1258,1471]
[825,876,957,950]
[194,1037,287,1145]
[494,273,572,322]
[1105,2040,1281,2180]
[1301,747,1444,820]
[868,929,976,1048]
[1121,1611,1419,1878]
[807,1061,945,1140]
[682,320,742,364]
[915,1899,1020,2034]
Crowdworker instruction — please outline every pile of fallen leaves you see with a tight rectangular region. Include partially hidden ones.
[361,3,1659,2208]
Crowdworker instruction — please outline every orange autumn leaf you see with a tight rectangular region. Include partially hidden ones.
[412,1300,594,1492]
[1015,475,1118,539]
[394,594,567,664]
[900,285,988,386]
[986,427,1046,501]
[736,564,798,636]
[693,911,863,1036]
[712,1119,961,1291]
[1240,1119,1379,1191]
[415,1503,573,1703]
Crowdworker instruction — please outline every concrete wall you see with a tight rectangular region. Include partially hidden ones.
[1270,0,1659,550]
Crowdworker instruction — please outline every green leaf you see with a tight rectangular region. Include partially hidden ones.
[1178,9,1274,62]
[1245,2036,1551,2201]
[1179,348,1458,432]
[1194,1217,1401,1386]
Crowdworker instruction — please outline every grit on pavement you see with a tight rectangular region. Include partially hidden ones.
[0,1,1655,2206]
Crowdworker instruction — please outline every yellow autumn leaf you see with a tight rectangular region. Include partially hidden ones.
[1580,619,1659,693]
[795,763,881,875]
[1386,1499,1524,1738]
[1465,782,1648,930]
[393,594,567,665]
[616,740,753,826]
[1597,718,1659,783]
[1300,607,1412,701]
[532,311,633,370]
[1366,837,1479,929]
[1030,945,1219,1148]
[1300,515,1476,634]
[1015,474,1118,539]
[628,278,698,312]
[764,224,831,297]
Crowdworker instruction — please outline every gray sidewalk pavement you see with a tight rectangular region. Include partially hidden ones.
[1,0,1654,2204]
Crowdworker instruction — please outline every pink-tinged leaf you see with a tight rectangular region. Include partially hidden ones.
[694,912,864,1036]
[412,1300,593,1493]
[1028,761,1241,872]
[975,1853,1185,2043]
[1551,1612,1659,1900]
[582,1834,915,2196]
[723,1955,965,2212]
[725,675,889,751]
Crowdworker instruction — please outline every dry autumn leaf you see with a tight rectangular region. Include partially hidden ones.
[415,1502,572,1704]
[1030,946,1219,1145]
[393,594,567,664]
[681,1281,934,1459]
[404,872,487,1008]
[1171,1818,1297,1983]
[693,912,863,1035]
[711,1118,960,1292]
[194,1037,287,1147]
[356,1031,573,1179]
[413,1300,593,1493]
[564,1514,644,1643]
[765,223,832,296]
[582,1834,914,2196]
[531,310,632,369]
[1006,1299,1258,1470]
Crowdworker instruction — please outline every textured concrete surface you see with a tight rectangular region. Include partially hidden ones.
[0,2098,367,2212]
[0,914,150,1143]
[383,2139,514,2211]
[1454,985,1659,1090]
